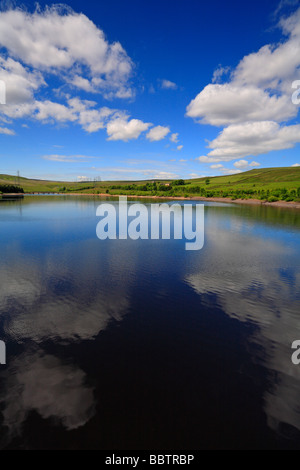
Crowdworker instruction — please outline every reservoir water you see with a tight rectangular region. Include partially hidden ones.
[0,196,299,449]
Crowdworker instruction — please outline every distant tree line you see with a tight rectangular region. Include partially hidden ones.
[107,181,300,202]
[178,185,300,202]
[0,184,24,194]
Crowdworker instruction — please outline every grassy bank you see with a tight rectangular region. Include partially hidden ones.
[1,167,300,203]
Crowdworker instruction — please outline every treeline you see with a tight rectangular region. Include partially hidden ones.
[109,180,185,192]
[107,182,300,202]
[0,184,24,194]
[59,185,95,192]
[186,186,300,202]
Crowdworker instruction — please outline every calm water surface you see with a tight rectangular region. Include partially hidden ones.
[0,196,300,449]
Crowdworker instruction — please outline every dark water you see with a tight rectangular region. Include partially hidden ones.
[0,196,300,450]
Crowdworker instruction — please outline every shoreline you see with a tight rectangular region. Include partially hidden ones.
[24,192,300,209]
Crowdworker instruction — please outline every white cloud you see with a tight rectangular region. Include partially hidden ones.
[177,145,183,151]
[291,163,300,167]
[224,169,243,175]
[187,8,300,161]
[0,126,15,135]
[196,120,300,163]
[106,117,151,141]
[0,6,133,99]
[233,159,261,169]
[206,121,300,161]
[208,163,242,175]
[210,164,223,169]
[197,156,215,164]
[69,98,116,132]
[0,7,147,138]
[0,56,45,105]
[233,11,300,91]
[91,167,179,180]
[234,160,251,169]
[212,65,230,83]
[35,100,78,123]
[186,84,296,126]
[0,6,173,145]
[148,170,178,179]
[77,176,90,181]
[1,87,168,141]
[161,79,177,90]
[170,132,179,143]
[1,96,120,133]
[146,125,170,142]
[42,155,95,163]
[1,88,135,134]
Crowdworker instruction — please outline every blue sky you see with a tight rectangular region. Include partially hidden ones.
[0,0,300,181]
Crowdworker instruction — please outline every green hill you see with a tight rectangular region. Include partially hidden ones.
[1,167,300,202]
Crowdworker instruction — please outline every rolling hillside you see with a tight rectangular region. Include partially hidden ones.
[1,167,300,202]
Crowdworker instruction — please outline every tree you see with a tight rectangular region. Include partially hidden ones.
[173,179,185,186]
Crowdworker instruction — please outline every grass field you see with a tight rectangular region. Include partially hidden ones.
[1,167,300,202]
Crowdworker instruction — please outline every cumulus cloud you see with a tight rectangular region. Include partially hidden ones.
[146,125,170,142]
[224,168,243,175]
[197,120,300,163]
[188,8,300,162]
[170,132,179,143]
[68,98,116,132]
[233,159,260,169]
[89,166,179,180]
[144,170,178,179]
[186,84,296,126]
[177,145,183,151]
[205,121,300,161]
[0,6,133,99]
[161,79,177,90]
[291,163,300,167]
[212,65,231,84]
[42,154,95,163]
[77,176,90,181]
[0,6,174,143]
[0,126,15,135]
[197,156,214,164]
[0,56,45,105]
[233,11,300,92]
[210,164,223,169]
[106,116,151,141]
[1,95,119,133]
[208,163,242,175]
[0,6,144,137]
